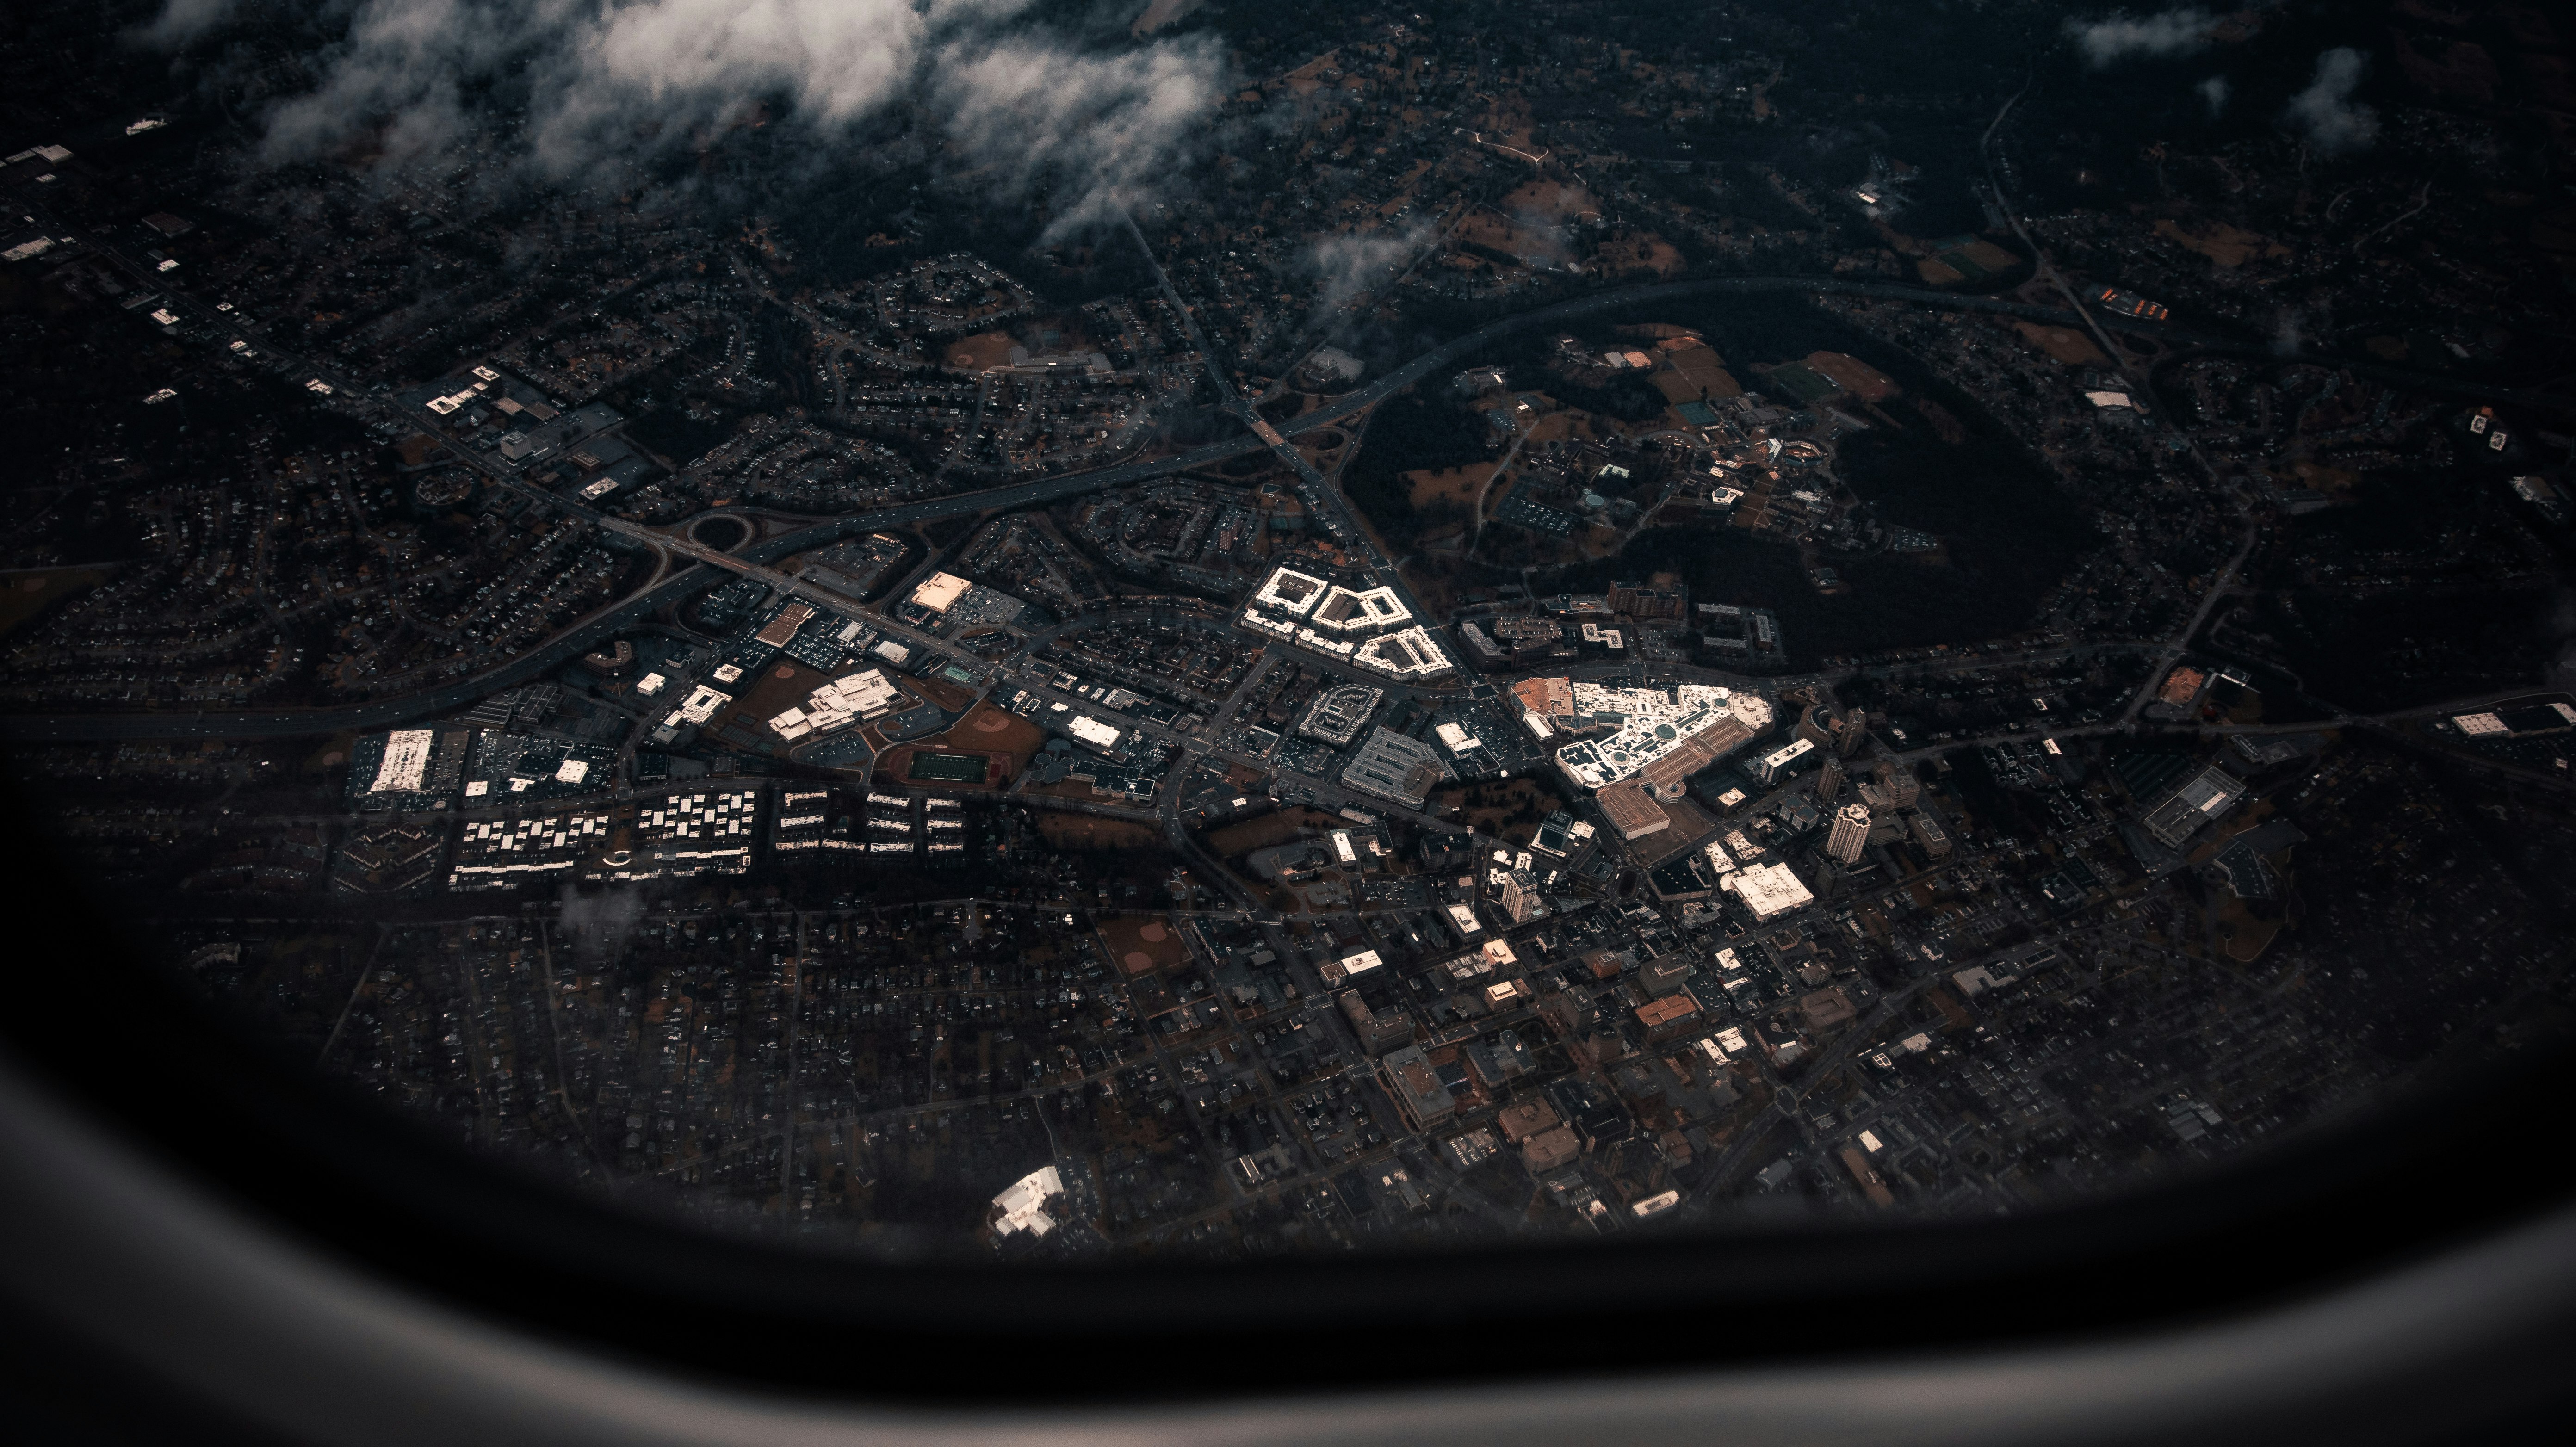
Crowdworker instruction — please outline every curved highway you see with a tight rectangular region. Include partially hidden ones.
[7,273,2559,744]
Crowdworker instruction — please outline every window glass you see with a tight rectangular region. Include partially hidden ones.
[4,0,2571,1263]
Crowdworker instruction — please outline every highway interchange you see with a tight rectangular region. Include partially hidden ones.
[7,177,2567,753]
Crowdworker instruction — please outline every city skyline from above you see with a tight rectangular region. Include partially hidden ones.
[1,0,2572,1261]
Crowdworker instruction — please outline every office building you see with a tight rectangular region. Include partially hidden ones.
[2142,763,2246,849]
[1721,861,1816,922]
[1608,577,1687,620]
[1376,1045,1455,1134]
[1876,760,1920,808]
[1827,802,1871,864]
[1341,726,1452,809]
[1338,991,1415,1057]
[1748,736,1817,785]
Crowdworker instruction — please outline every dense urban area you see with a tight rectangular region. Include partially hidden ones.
[2,0,2574,1259]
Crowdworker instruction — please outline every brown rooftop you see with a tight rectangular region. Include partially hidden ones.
[1596,782,1670,840]
[755,601,818,648]
[1497,1097,1561,1144]
[1635,993,1700,1029]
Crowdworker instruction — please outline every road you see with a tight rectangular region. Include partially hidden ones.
[1879,682,2576,792]
[1973,88,2265,736]
[13,191,2568,746]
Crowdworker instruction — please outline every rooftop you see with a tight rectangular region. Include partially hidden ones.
[1552,682,1773,791]
[910,571,972,614]
[1722,861,1815,921]
[1341,726,1452,810]
[1250,566,1329,616]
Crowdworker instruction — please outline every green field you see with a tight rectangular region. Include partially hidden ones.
[0,566,115,637]
[1759,364,1840,406]
[907,752,990,784]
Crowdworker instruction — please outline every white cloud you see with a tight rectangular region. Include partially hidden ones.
[260,0,585,167]
[2066,9,2215,68]
[135,0,239,49]
[2283,48,2379,156]
[146,0,1227,223]
[1303,224,1430,317]
[930,32,1228,234]
[534,0,968,166]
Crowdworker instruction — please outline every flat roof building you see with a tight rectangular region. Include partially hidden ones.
[1338,990,1415,1056]
[1722,861,1815,922]
[1553,682,1772,792]
[1827,801,1871,865]
[1250,565,1331,616]
[2142,763,2245,849]
[1497,1097,1562,1144]
[1297,683,1384,746]
[908,571,972,614]
[754,601,817,649]
[370,729,436,794]
[1748,736,1817,785]
[1377,1045,1455,1134]
[1595,781,1671,840]
[1342,726,1452,810]
[1521,1123,1581,1174]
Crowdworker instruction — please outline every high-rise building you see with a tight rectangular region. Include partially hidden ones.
[1876,759,1920,808]
[1827,802,1872,865]
[1796,702,1838,753]
[1830,709,1870,756]
[1749,736,1817,785]
[1816,755,1845,803]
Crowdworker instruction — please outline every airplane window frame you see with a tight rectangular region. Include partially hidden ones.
[0,787,2570,1409]
[5,1001,2574,1446]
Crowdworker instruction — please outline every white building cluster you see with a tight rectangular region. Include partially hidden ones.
[603,789,762,879]
[1242,565,1453,679]
[1547,682,1773,791]
[771,668,902,742]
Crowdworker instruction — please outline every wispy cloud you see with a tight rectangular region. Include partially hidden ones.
[145,0,1228,225]
[133,0,238,49]
[2282,48,2379,156]
[2066,9,2215,67]
[1303,224,1431,317]
[931,32,1227,235]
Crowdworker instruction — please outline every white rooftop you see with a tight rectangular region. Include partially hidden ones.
[1251,566,1330,617]
[368,730,435,794]
[1722,861,1814,921]
[673,685,731,725]
[1308,583,1412,634]
[1352,625,1454,679]
[1553,683,1772,790]
[991,1164,1062,1238]
[910,571,972,614]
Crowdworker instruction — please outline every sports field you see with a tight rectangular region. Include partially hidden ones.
[906,752,991,784]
